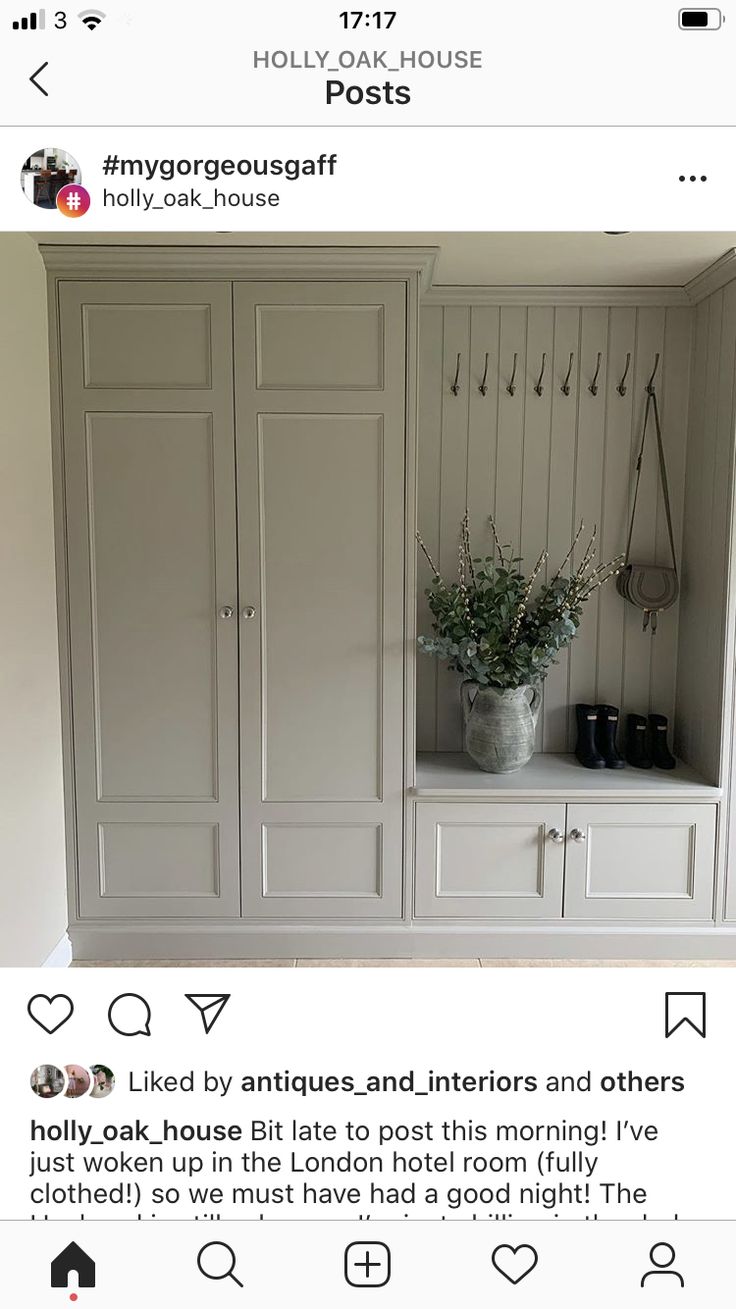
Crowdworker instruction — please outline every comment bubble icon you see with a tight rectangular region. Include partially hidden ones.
[108,993,152,1037]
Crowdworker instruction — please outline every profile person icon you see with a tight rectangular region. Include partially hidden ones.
[641,1242,684,1287]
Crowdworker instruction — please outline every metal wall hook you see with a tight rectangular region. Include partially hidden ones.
[533,352,547,397]
[617,352,631,397]
[589,351,603,396]
[560,352,574,396]
[646,352,660,395]
[478,352,490,396]
[450,352,461,396]
[506,352,518,397]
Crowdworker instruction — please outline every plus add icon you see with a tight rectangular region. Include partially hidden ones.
[344,1241,391,1288]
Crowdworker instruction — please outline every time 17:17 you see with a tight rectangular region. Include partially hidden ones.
[339,11,397,27]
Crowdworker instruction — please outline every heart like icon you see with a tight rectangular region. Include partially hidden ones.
[491,1244,539,1285]
[27,993,74,1035]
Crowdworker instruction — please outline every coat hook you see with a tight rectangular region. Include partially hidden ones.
[450,352,461,396]
[617,352,631,397]
[533,352,547,397]
[560,352,574,396]
[478,352,490,396]
[589,351,603,396]
[646,352,661,395]
[506,352,518,397]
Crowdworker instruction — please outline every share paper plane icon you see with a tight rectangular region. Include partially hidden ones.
[185,993,231,1034]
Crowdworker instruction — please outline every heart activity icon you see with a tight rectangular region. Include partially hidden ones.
[491,1244,539,1284]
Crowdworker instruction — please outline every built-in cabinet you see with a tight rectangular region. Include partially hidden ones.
[42,246,736,959]
[415,799,717,923]
[51,254,419,942]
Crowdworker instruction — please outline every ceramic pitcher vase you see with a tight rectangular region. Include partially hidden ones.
[461,681,542,773]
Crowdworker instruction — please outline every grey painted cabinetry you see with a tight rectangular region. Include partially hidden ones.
[57,275,408,926]
[415,799,717,923]
[46,249,736,959]
[60,281,241,920]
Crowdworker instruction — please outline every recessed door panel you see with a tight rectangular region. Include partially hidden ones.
[82,303,212,389]
[98,823,220,898]
[259,413,383,802]
[86,412,218,801]
[262,824,382,898]
[255,304,384,390]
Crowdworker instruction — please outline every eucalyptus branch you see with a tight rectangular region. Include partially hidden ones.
[419,514,622,692]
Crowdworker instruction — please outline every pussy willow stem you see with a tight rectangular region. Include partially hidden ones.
[488,516,508,568]
[415,531,443,582]
[461,510,476,584]
[550,520,586,584]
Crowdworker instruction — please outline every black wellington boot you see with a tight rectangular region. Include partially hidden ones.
[626,714,653,769]
[575,704,606,769]
[596,705,626,768]
[649,714,676,769]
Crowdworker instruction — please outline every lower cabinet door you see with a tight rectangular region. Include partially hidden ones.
[414,802,566,919]
[563,803,717,921]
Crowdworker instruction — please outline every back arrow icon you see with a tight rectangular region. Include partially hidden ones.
[30,62,49,96]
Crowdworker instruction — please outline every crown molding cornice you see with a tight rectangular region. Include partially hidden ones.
[38,243,736,306]
[422,284,691,307]
[38,243,440,290]
[684,249,736,304]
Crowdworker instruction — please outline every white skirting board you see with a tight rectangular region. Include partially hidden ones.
[68,924,736,963]
[42,932,73,968]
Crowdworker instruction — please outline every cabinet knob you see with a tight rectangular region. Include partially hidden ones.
[242,606,257,620]
[547,828,564,844]
[569,828,586,843]
[218,606,235,619]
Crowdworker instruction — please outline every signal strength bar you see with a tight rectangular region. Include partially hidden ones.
[12,8,46,28]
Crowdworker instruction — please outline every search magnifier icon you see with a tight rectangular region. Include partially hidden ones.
[197,1241,244,1288]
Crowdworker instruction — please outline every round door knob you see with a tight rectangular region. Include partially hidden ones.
[218,606,234,619]
[569,828,586,843]
[547,828,564,844]
[242,606,257,620]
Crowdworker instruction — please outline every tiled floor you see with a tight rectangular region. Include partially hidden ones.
[71,958,736,968]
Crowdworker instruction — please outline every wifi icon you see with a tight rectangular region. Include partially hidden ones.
[78,8,105,28]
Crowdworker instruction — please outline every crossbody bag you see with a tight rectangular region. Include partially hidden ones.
[617,387,679,633]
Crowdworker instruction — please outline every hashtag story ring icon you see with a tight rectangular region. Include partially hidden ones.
[57,183,91,217]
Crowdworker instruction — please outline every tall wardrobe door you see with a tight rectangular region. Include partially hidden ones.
[234,282,407,918]
[60,282,240,919]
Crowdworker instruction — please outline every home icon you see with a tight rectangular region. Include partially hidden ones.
[50,1241,96,1288]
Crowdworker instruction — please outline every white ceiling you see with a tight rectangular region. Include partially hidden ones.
[29,231,736,288]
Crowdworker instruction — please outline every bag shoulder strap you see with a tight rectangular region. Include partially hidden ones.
[624,388,678,574]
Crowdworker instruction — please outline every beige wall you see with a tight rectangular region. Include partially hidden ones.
[0,234,67,963]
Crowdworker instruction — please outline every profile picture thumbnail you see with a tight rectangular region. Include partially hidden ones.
[30,1064,65,1098]
[89,1065,115,1099]
[20,147,81,209]
[64,1064,91,1099]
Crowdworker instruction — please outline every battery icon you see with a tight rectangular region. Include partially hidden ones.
[679,8,723,26]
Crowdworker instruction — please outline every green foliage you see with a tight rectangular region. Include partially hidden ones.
[417,517,622,691]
